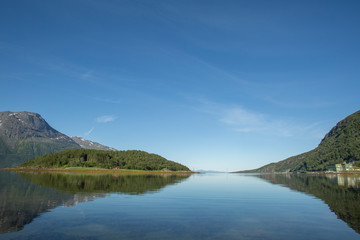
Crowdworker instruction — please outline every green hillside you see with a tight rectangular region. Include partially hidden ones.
[239,110,360,173]
[19,149,190,171]
[0,138,79,168]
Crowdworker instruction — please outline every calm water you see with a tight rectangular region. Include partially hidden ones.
[1,171,360,240]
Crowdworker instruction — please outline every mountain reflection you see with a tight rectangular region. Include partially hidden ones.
[0,171,190,234]
[256,174,360,234]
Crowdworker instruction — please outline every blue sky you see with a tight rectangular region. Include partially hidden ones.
[1,0,359,171]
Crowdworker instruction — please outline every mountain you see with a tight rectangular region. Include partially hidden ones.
[0,111,80,168]
[71,136,117,151]
[20,149,191,171]
[238,110,360,173]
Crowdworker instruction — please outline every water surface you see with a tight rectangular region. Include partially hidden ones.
[1,171,359,239]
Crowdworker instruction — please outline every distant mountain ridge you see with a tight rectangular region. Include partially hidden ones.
[0,111,80,168]
[71,136,117,151]
[238,110,360,173]
[0,111,118,168]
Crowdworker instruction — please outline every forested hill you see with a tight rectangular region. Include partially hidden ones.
[19,149,190,171]
[238,110,360,173]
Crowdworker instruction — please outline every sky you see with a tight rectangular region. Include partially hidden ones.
[1,0,359,171]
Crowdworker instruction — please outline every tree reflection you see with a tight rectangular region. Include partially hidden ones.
[256,174,360,234]
[0,171,190,233]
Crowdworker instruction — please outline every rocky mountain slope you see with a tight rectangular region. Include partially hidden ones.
[0,111,80,168]
[238,110,360,173]
[0,111,121,168]
[71,136,117,151]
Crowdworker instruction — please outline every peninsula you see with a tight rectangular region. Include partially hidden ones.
[17,149,191,172]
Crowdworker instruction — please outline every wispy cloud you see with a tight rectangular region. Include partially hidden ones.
[93,97,122,104]
[219,106,277,134]
[80,71,96,81]
[262,95,332,109]
[220,107,265,127]
[196,99,321,137]
[84,127,95,136]
[96,115,117,123]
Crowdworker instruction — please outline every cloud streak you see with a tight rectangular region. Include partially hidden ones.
[219,106,277,134]
[96,115,117,123]
[196,99,321,138]
[84,127,95,136]
[93,97,122,104]
[220,108,265,127]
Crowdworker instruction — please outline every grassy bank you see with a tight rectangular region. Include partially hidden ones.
[0,167,196,175]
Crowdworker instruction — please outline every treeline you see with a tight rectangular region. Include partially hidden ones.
[19,149,190,171]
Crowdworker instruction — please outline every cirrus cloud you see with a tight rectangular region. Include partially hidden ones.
[195,98,322,138]
[96,115,117,123]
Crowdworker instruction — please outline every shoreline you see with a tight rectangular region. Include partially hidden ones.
[233,171,360,175]
[307,171,360,176]
[0,167,197,175]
